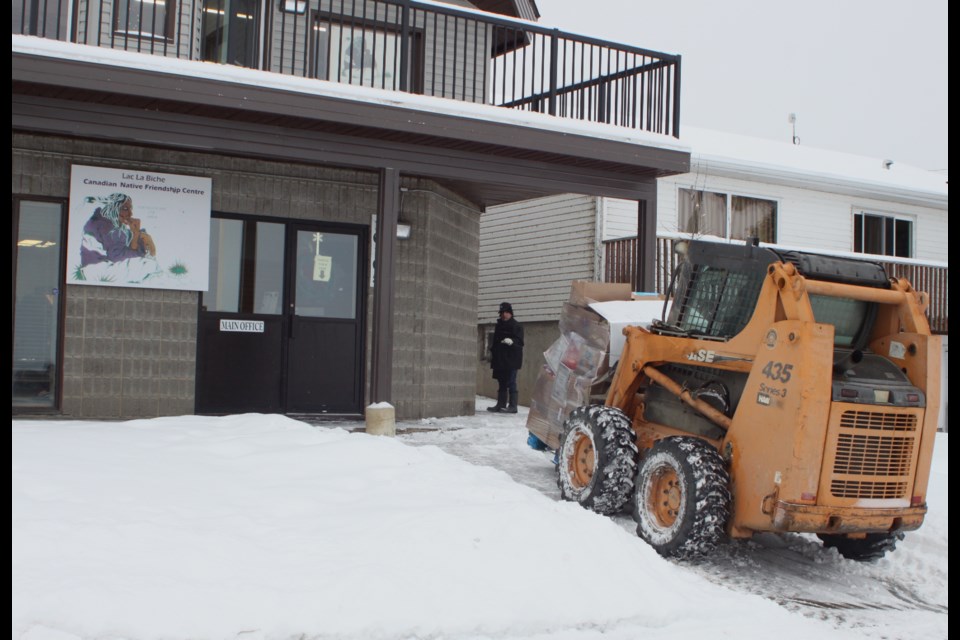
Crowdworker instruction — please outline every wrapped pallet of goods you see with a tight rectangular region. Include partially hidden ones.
[526,282,666,450]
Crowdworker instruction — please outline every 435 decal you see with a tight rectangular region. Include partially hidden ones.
[762,360,793,383]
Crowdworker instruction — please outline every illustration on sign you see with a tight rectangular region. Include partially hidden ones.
[66,165,212,291]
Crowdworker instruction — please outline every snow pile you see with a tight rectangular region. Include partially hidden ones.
[12,409,947,639]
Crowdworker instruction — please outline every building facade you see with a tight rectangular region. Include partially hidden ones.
[13,0,690,420]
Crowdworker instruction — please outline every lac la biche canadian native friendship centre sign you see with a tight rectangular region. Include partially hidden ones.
[66,164,212,291]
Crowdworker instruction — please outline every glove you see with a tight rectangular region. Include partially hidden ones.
[502,338,514,346]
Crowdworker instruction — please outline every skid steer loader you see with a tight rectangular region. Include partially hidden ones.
[556,238,941,560]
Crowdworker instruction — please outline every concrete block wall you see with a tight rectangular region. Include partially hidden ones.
[391,181,481,419]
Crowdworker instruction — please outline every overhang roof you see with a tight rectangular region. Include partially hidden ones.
[12,38,689,208]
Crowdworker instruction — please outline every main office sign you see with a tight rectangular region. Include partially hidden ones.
[66,165,212,291]
[219,320,265,333]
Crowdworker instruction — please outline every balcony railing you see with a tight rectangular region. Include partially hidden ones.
[13,0,682,137]
[603,235,949,334]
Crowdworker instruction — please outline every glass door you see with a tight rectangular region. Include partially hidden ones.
[285,226,364,413]
[13,199,65,411]
[195,216,366,415]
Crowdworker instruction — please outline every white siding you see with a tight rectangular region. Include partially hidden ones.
[479,194,596,323]
[602,198,639,240]
[652,173,949,262]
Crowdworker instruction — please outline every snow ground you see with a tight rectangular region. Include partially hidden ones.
[12,398,947,639]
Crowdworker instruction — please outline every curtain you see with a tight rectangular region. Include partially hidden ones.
[678,189,726,238]
[731,196,776,243]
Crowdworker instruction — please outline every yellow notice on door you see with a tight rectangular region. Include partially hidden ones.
[313,255,332,282]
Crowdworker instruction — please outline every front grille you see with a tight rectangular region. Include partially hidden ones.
[829,410,919,500]
[834,434,914,476]
[840,411,918,432]
[830,480,909,500]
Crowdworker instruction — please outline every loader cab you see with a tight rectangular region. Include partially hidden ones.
[659,238,886,349]
[659,239,780,340]
[658,238,922,408]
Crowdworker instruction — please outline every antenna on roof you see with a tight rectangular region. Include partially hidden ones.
[788,113,800,145]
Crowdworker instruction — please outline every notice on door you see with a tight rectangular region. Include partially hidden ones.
[219,319,265,333]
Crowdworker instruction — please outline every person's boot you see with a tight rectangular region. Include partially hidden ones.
[501,391,518,414]
[487,389,507,412]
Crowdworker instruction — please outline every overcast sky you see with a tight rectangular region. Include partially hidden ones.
[535,0,948,172]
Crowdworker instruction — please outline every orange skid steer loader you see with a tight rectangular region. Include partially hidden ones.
[556,238,941,560]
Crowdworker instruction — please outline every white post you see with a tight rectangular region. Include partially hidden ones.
[365,402,396,436]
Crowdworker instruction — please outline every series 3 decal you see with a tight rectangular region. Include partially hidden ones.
[757,360,793,405]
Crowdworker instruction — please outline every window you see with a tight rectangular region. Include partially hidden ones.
[13,199,65,410]
[853,212,912,258]
[678,188,777,243]
[115,0,175,38]
[312,18,422,92]
[202,0,260,68]
[203,218,285,314]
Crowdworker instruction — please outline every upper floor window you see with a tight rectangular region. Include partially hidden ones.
[311,17,422,92]
[115,0,175,39]
[853,212,912,258]
[678,188,777,243]
[202,0,260,67]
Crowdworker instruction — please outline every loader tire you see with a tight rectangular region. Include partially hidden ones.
[817,532,904,561]
[633,436,731,559]
[556,405,638,515]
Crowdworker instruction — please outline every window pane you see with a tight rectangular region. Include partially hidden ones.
[14,201,64,409]
[115,0,169,37]
[884,217,895,256]
[253,222,284,314]
[202,0,259,67]
[321,22,403,89]
[203,218,243,312]
[894,219,911,258]
[678,189,726,238]
[731,196,776,243]
[810,295,868,347]
[854,214,863,253]
[295,231,358,319]
[862,214,883,254]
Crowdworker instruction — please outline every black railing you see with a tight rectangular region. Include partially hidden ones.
[13,0,682,137]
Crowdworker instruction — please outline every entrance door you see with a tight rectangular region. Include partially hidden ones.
[285,226,363,413]
[195,217,366,415]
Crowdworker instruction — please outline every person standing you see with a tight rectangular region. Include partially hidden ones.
[487,302,524,413]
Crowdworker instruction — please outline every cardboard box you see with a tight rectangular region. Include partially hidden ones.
[568,281,632,307]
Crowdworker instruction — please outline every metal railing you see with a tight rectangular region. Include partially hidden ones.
[13,0,682,137]
[603,235,949,334]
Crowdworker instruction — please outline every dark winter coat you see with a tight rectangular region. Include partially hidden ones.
[490,316,524,372]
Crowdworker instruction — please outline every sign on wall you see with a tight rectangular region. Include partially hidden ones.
[66,165,212,291]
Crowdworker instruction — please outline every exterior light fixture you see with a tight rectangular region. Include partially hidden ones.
[397,223,412,240]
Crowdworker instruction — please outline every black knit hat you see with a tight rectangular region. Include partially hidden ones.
[499,302,513,314]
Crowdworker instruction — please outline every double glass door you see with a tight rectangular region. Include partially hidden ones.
[196,216,366,415]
